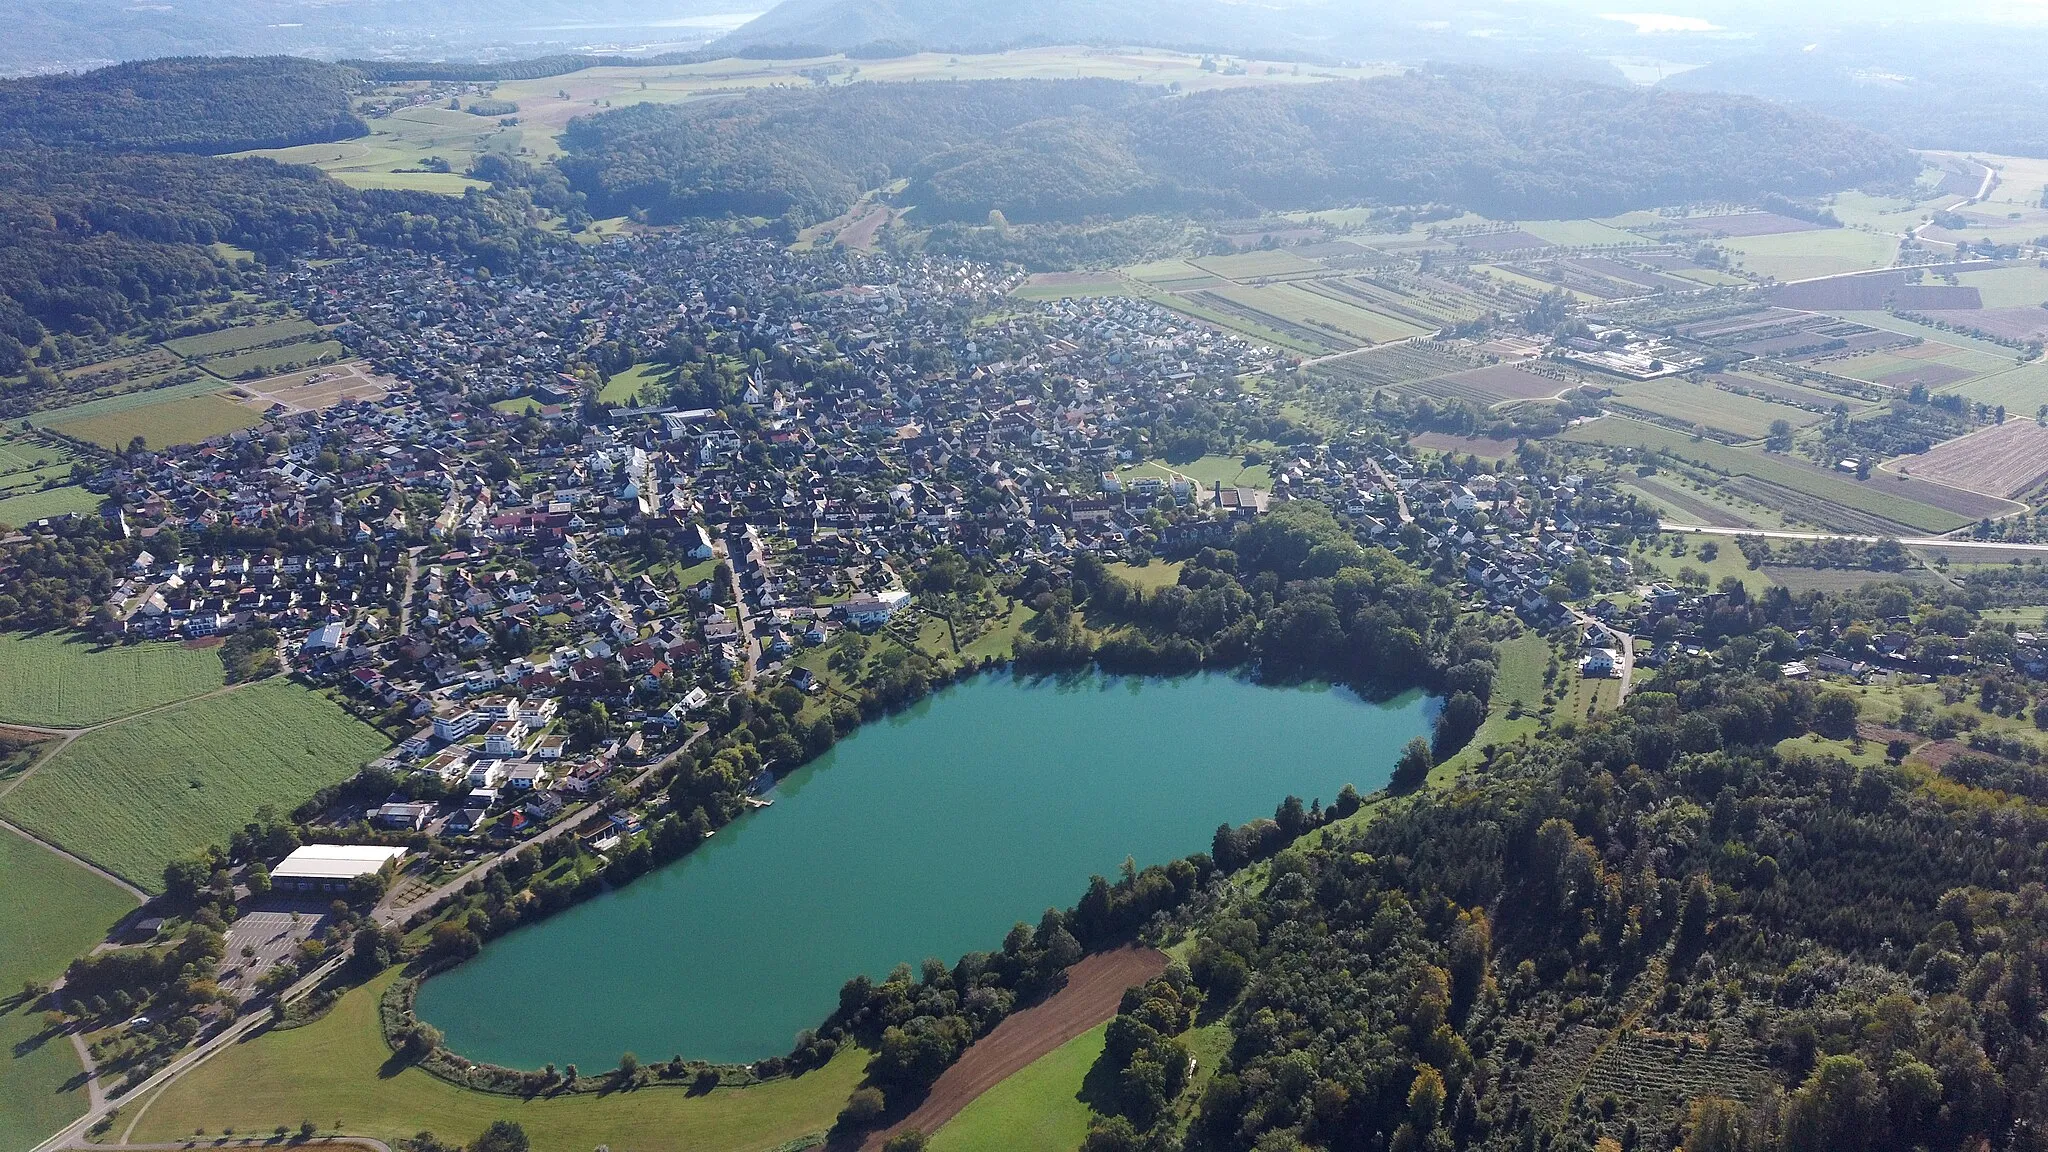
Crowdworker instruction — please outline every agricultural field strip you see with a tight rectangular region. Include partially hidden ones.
[1606,379,1819,439]
[27,377,234,428]
[1560,418,1996,534]
[163,319,324,360]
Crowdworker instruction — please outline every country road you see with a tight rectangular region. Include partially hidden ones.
[1658,523,2048,552]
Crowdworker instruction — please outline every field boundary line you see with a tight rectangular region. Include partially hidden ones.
[0,816,147,902]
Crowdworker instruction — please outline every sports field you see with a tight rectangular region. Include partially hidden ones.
[0,631,227,727]
[927,1023,1105,1152]
[131,967,869,1151]
[0,679,389,890]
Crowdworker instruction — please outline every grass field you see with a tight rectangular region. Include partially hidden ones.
[0,680,389,890]
[1608,378,1816,439]
[131,967,869,1151]
[1122,455,1272,490]
[0,828,139,1152]
[25,378,232,429]
[203,341,349,379]
[0,483,100,526]
[0,1001,92,1152]
[1827,312,2024,359]
[1720,230,1899,282]
[600,362,672,405]
[1947,361,2048,410]
[0,828,137,988]
[164,320,324,360]
[46,393,265,451]
[1192,250,1322,280]
[1105,560,1185,592]
[1958,266,2048,309]
[0,632,227,727]
[1438,631,1551,774]
[1012,273,1130,300]
[928,1023,1105,1152]
[1518,219,1651,248]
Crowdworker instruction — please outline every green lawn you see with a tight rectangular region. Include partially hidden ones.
[1437,631,1549,776]
[1123,455,1273,491]
[0,632,227,727]
[0,679,389,890]
[929,1023,1106,1152]
[131,968,869,1152]
[600,362,673,406]
[0,1004,92,1152]
[1105,560,1185,592]
[0,484,101,527]
[0,829,138,1152]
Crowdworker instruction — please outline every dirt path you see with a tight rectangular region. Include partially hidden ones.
[0,817,149,902]
[861,945,1170,1150]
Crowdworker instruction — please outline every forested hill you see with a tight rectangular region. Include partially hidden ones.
[0,57,538,375]
[0,57,367,155]
[559,70,1916,227]
[1096,662,2048,1152]
[718,0,1329,56]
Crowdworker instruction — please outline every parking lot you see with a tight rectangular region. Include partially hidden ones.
[219,908,328,998]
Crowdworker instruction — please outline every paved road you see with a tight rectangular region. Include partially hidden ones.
[1658,523,2048,552]
[29,946,349,1152]
[93,1131,387,1139]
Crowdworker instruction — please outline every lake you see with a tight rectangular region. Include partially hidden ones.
[415,671,1437,1068]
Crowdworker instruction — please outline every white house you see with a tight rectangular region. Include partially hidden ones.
[841,589,911,627]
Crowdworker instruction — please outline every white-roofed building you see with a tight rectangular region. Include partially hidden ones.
[269,844,408,894]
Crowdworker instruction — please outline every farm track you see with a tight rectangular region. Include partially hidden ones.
[856,945,1170,1151]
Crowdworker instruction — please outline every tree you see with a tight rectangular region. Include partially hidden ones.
[1780,1055,1884,1152]
[1681,1096,1749,1152]
[1391,737,1432,792]
[1433,691,1486,757]
[882,1132,928,1152]
[1813,692,1860,739]
[469,1121,530,1152]
[1407,1065,1446,1133]
[838,1087,886,1129]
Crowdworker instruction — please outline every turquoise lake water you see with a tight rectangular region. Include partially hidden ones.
[415,670,1436,1068]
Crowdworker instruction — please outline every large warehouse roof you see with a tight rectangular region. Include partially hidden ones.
[270,844,408,881]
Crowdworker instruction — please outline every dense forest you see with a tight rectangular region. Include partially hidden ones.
[560,71,1915,227]
[0,57,367,155]
[1071,655,2048,1152]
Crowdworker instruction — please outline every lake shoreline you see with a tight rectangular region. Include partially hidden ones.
[406,668,1437,1073]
